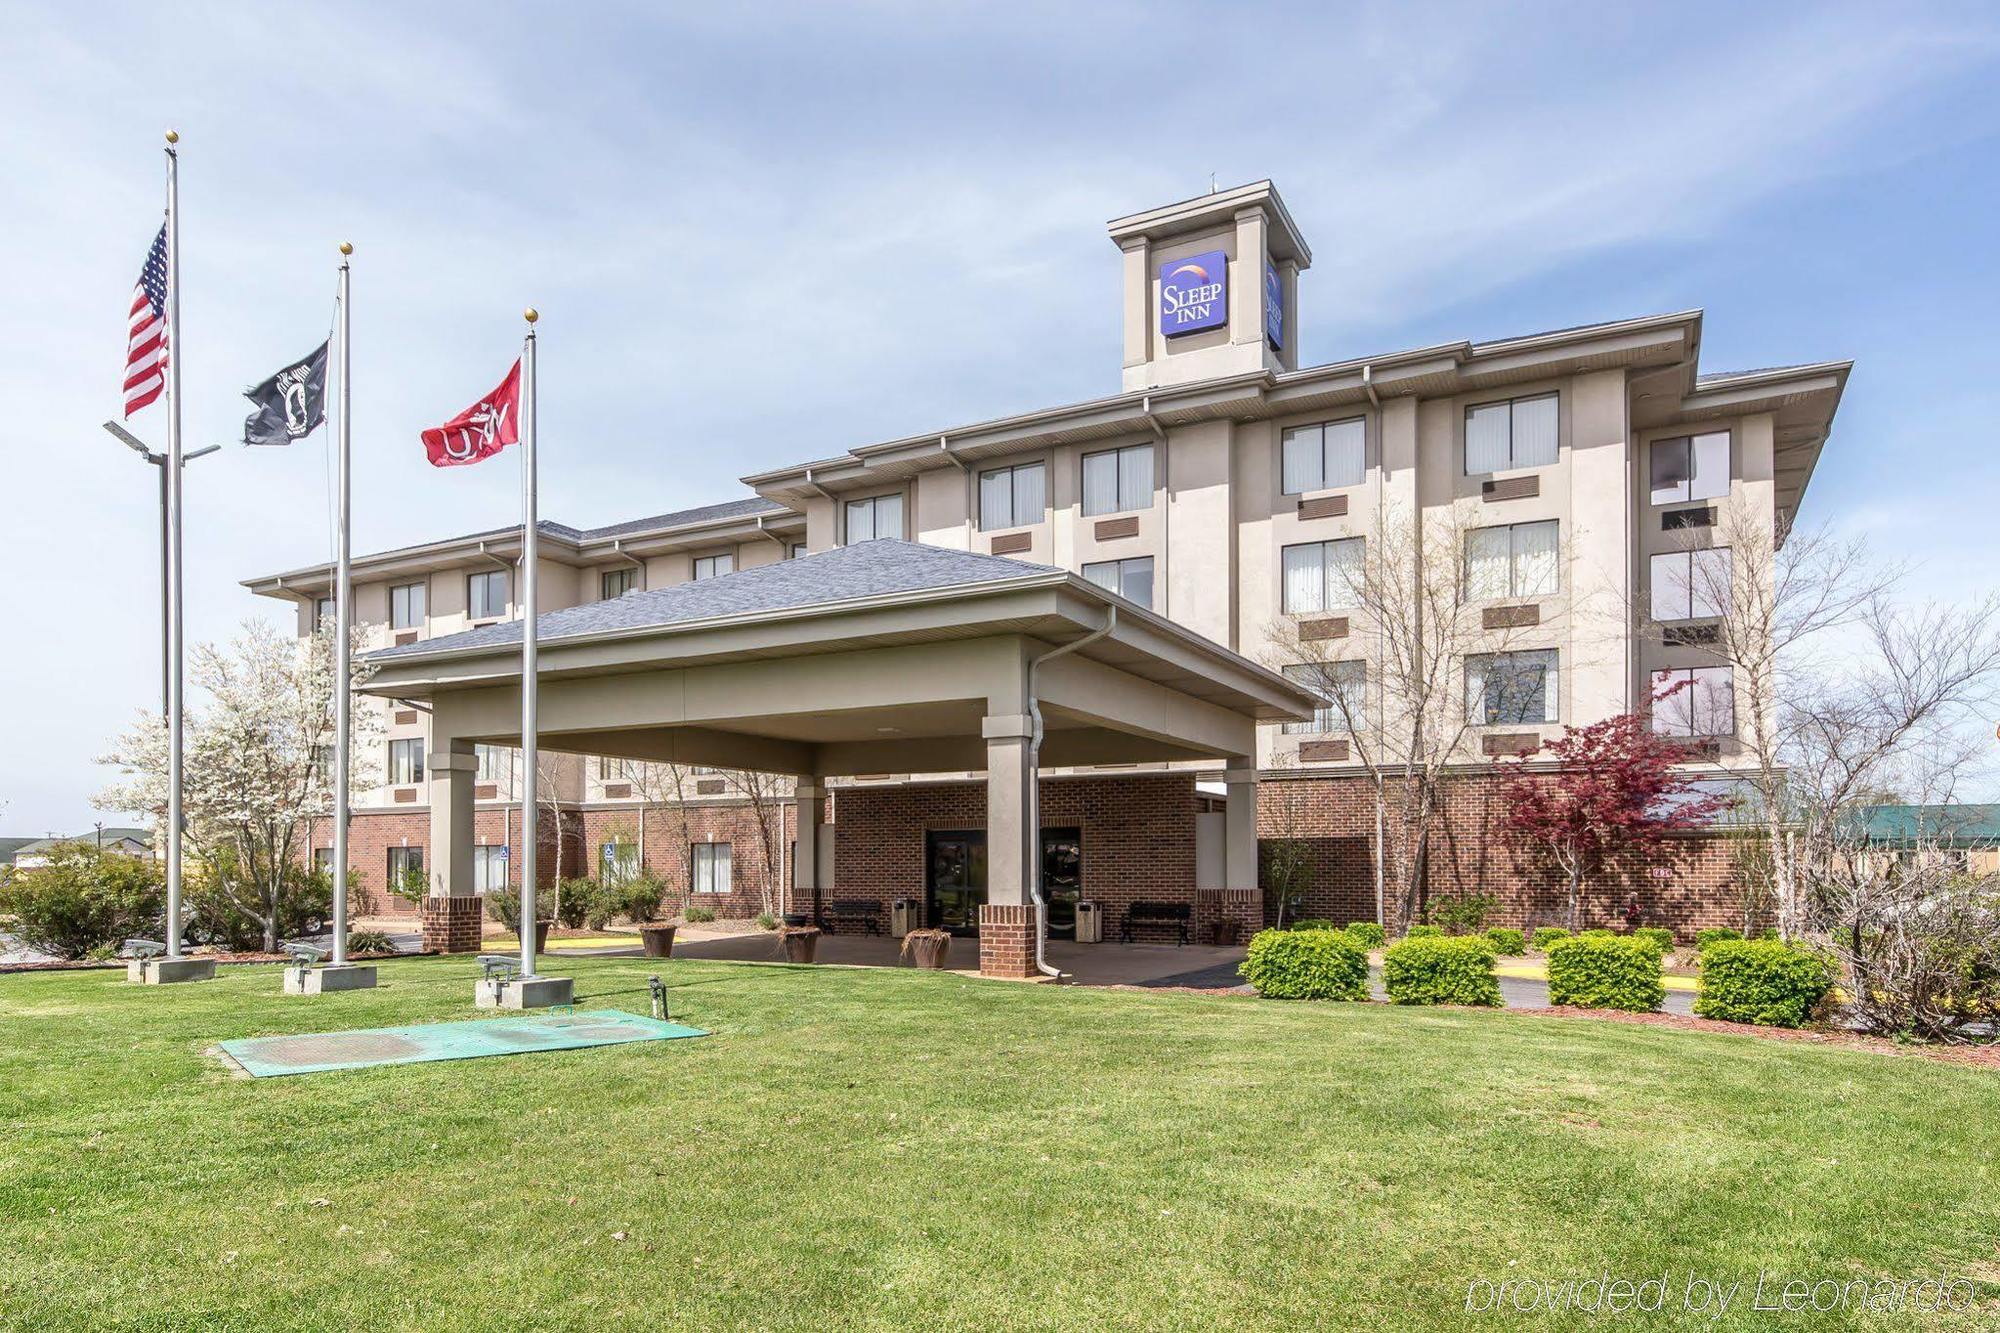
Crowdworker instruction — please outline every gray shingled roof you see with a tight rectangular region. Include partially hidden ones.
[1695,364,1818,385]
[583,496,787,540]
[369,540,1060,661]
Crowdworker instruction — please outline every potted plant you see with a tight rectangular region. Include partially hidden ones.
[778,923,820,963]
[636,919,679,958]
[900,926,951,970]
[1213,917,1243,947]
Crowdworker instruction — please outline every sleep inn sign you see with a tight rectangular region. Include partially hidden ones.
[1159,248,1227,336]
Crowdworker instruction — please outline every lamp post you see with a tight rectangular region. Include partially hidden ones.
[103,422,217,715]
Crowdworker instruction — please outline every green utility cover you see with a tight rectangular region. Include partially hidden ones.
[220,1009,706,1078]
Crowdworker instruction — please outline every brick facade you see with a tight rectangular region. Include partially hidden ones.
[577,801,796,920]
[419,895,484,953]
[976,903,1037,978]
[307,806,581,919]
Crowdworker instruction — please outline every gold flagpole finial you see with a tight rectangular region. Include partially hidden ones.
[524,307,539,325]
[339,241,353,256]
[164,129,179,144]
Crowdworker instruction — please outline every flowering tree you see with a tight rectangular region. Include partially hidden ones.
[1499,707,1726,931]
[96,619,381,951]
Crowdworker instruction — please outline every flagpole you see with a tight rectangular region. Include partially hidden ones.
[162,130,186,962]
[331,243,354,968]
[519,308,539,981]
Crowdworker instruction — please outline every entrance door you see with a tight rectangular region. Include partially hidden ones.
[1042,827,1082,939]
[925,830,987,935]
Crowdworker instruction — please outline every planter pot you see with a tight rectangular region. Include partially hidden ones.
[781,931,819,964]
[530,919,552,952]
[638,924,678,959]
[782,912,811,929]
[906,933,950,970]
[1213,919,1243,947]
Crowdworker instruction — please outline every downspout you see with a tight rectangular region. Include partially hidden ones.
[1363,363,1388,930]
[609,538,645,587]
[1024,604,1118,978]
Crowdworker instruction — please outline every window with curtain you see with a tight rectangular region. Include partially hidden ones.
[386,845,423,893]
[598,756,635,781]
[978,462,1047,531]
[1466,649,1559,725]
[600,568,636,599]
[475,744,514,785]
[1281,660,1366,735]
[313,847,333,876]
[1465,520,1559,600]
[599,842,639,885]
[1081,444,1155,517]
[1650,431,1731,505]
[314,597,335,631]
[692,842,732,894]
[1651,666,1735,737]
[789,542,808,559]
[1280,417,1366,494]
[388,737,425,785]
[692,552,735,580]
[1081,557,1154,609]
[467,569,508,620]
[1463,393,1558,474]
[1280,538,1365,614]
[1649,547,1731,621]
[844,493,904,543]
[390,581,426,629]
[472,844,507,893]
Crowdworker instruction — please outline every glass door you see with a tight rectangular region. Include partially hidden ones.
[1041,827,1082,939]
[925,830,987,935]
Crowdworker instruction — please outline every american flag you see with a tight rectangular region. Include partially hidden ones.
[124,223,169,417]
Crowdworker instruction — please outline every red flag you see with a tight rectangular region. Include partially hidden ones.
[421,359,521,466]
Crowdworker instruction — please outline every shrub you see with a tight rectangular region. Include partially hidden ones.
[0,845,163,959]
[1694,940,1836,1028]
[1484,927,1526,956]
[185,860,333,950]
[1632,926,1675,956]
[1545,935,1665,1012]
[485,885,550,935]
[684,905,717,924]
[1238,928,1370,1000]
[1344,921,1386,949]
[554,878,598,929]
[1531,926,1572,951]
[1404,924,1443,939]
[1382,935,1501,1006]
[1429,891,1497,936]
[754,911,778,931]
[584,876,665,930]
[1579,928,1617,941]
[1290,918,1338,932]
[346,929,396,957]
[1695,927,1743,953]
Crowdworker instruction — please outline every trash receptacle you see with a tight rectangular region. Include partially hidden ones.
[1075,900,1103,944]
[890,897,914,937]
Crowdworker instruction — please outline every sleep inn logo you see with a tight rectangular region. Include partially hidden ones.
[1159,248,1227,336]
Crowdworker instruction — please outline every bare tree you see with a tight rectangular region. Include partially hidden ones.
[723,769,791,918]
[1266,503,1556,931]
[626,760,695,909]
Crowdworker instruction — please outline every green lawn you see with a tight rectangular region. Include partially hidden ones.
[2,957,1996,1331]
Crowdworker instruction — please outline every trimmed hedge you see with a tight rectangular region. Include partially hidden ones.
[1290,918,1338,932]
[1531,926,1572,951]
[1383,935,1501,1007]
[1695,927,1742,953]
[1631,927,1675,956]
[1239,928,1370,1000]
[1344,921,1386,949]
[1694,940,1836,1028]
[1545,935,1665,1012]
[1485,927,1527,956]
[1579,928,1617,941]
[1405,924,1443,939]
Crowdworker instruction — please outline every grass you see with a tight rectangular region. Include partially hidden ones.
[2,956,1997,1330]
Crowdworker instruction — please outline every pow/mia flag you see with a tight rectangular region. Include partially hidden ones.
[241,341,328,446]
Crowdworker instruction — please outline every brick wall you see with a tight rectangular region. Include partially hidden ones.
[1257,770,1758,940]
[305,806,580,918]
[577,801,796,920]
[830,773,1201,930]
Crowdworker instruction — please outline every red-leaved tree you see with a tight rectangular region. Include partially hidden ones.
[1500,708,1728,931]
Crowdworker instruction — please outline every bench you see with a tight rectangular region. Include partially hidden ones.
[1120,901,1191,946]
[821,899,882,935]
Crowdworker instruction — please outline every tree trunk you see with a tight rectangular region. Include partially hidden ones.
[1566,862,1584,933]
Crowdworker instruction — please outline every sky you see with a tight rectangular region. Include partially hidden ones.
[1,1,1997,833]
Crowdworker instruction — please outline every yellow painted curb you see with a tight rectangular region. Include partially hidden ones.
[1495,962,1699,993]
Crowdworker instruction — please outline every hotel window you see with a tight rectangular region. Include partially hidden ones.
[1651,666,1735,737]
[313,597,335,631]
[1466,649,1559,725]
[472,844,508,893]
[979,461,1047,531]
[600,567,637,599]
[691,841,732,894]
[599,841,639,886]
[1466,520,1559,601]
[1464,393,1558,475]
[1281,417,1366,495]
[1281,538,1365,615]
[1081,557,1154,609]
[388,737,425,786]
[789,542,808,559]
[386,845,423,894]
[1281,661,1366,735]
[467,569,508,620]
[1081,443,1155,517]
[1650,431,1730,505]
[389,581,426,630]
[692,551,735,581]
[844,493,904,544]
[1650,547,1731,621]
[598,756,636,782]
[475,744,514,785]
[313,847,333,877]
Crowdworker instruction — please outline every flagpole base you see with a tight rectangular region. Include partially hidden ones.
[283,963,378,995]
[128,957,216,985]
[474,975,573,1010]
